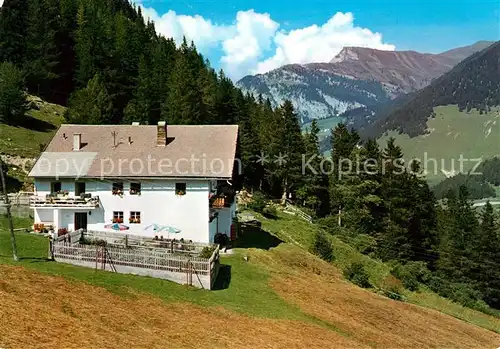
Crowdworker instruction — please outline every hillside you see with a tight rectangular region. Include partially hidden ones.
[236,41,493,123]
[1,214,499,348]
[432,157,500,200]
[0,96,65,192]
[0,96,65,158]
[370,41,500,137]
[378,105,500,183]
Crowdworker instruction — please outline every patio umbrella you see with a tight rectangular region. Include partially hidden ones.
[144,224,180,239]
[104,223,129,231]
[144,223,164,232]
[163,225,181,240]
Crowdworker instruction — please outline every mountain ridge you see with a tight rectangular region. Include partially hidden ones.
[237,41,495,123]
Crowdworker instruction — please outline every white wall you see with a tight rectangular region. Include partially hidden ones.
[34,208,53,223]
[33,178,212,243]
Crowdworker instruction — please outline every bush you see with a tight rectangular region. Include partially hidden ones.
[248,191,266,213]
[391,261,431,291]
[344,262,371,288]
[350,234,377,254]
[214,233,229,247]
[199,246,216,259]
[262,206,278,219]
[380,275,405,301]
[311,231,334,262]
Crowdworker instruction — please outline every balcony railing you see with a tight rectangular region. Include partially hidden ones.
[30,194,100,208]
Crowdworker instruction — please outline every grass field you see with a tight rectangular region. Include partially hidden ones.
[302,116,344,139]
[0,98,65,158]
[1,214,499,348]
[378,105,500,184]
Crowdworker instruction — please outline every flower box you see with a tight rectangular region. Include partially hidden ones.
[112,218,123,223]
[129,218,140,224]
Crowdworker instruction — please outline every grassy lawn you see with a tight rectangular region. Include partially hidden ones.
[249,209,500,333]
[0,100,65,158]
[253,210,391,286]
[379,105,500,184]
[0,215,310,322]
[1,212,499,334]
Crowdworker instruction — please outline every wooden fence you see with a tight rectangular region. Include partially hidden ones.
[80,230,211,254]
[285,200,313,223]
[52,230,220,279]
[53,243,217,275]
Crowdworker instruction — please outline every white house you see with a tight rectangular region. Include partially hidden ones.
[28,122,239,244]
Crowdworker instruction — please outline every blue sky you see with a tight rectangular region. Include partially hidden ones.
[138,0,500,80]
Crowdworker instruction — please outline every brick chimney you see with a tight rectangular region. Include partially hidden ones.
[157,121,166,146]
[73,133,82,151]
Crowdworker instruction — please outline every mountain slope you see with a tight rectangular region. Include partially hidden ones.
[237,41,494,123]
[1,214,499,348]
[371,41,500,137]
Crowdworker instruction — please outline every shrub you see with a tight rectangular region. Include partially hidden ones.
[391,261,431,291]
[350,234,377,254]
[199,246,216,259]
[344,262,371,288]
[248,192,266,213]
[381,275,405,301]
[311,231,334,262]
[262,206,278,219]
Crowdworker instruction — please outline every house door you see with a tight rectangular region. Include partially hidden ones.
[74,212,87,231]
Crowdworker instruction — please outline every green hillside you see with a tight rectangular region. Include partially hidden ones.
[1,212,499,349]
[0,97,65,158]
[378,105,500,183]
[302,116,344,139]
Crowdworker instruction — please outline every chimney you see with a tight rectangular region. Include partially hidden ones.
[73,133,82,151]
[157,121,166,146]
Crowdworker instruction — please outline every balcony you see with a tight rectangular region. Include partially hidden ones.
[30,194,100,209]
[209,192,235,209]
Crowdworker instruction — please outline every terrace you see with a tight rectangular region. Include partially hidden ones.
[52,230,220,289]
[30,194,100,209]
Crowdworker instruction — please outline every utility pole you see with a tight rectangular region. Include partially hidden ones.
[0,160,18,261]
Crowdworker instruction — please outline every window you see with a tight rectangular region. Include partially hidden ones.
[112,182,124,195]
[175,183,186,196]
[130,182,141,195]
[75,182,86,196]
[51,181,61,194]
[129,211,141,224]
[113,211,124,223]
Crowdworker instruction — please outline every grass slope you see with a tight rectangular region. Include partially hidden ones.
[1,214,499,348]
[0,98,65,158]
[302,116,344,139]
[378,105,500,184]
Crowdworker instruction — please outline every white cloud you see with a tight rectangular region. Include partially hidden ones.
[139,7,234,52]
[0,0,4,7]
[254,12,395,74]
[138,6,394,80]
[220,10,279,80]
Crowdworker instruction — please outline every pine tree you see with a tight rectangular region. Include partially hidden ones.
[161,38,203,124]
[0,62,27,124]
[275,101,305,202]
[66,73,113,124]
[297,119,328,214]
[0,0,28,65]
[437,186,480,285]
[478,202,500,308]
[24,0,60,99]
